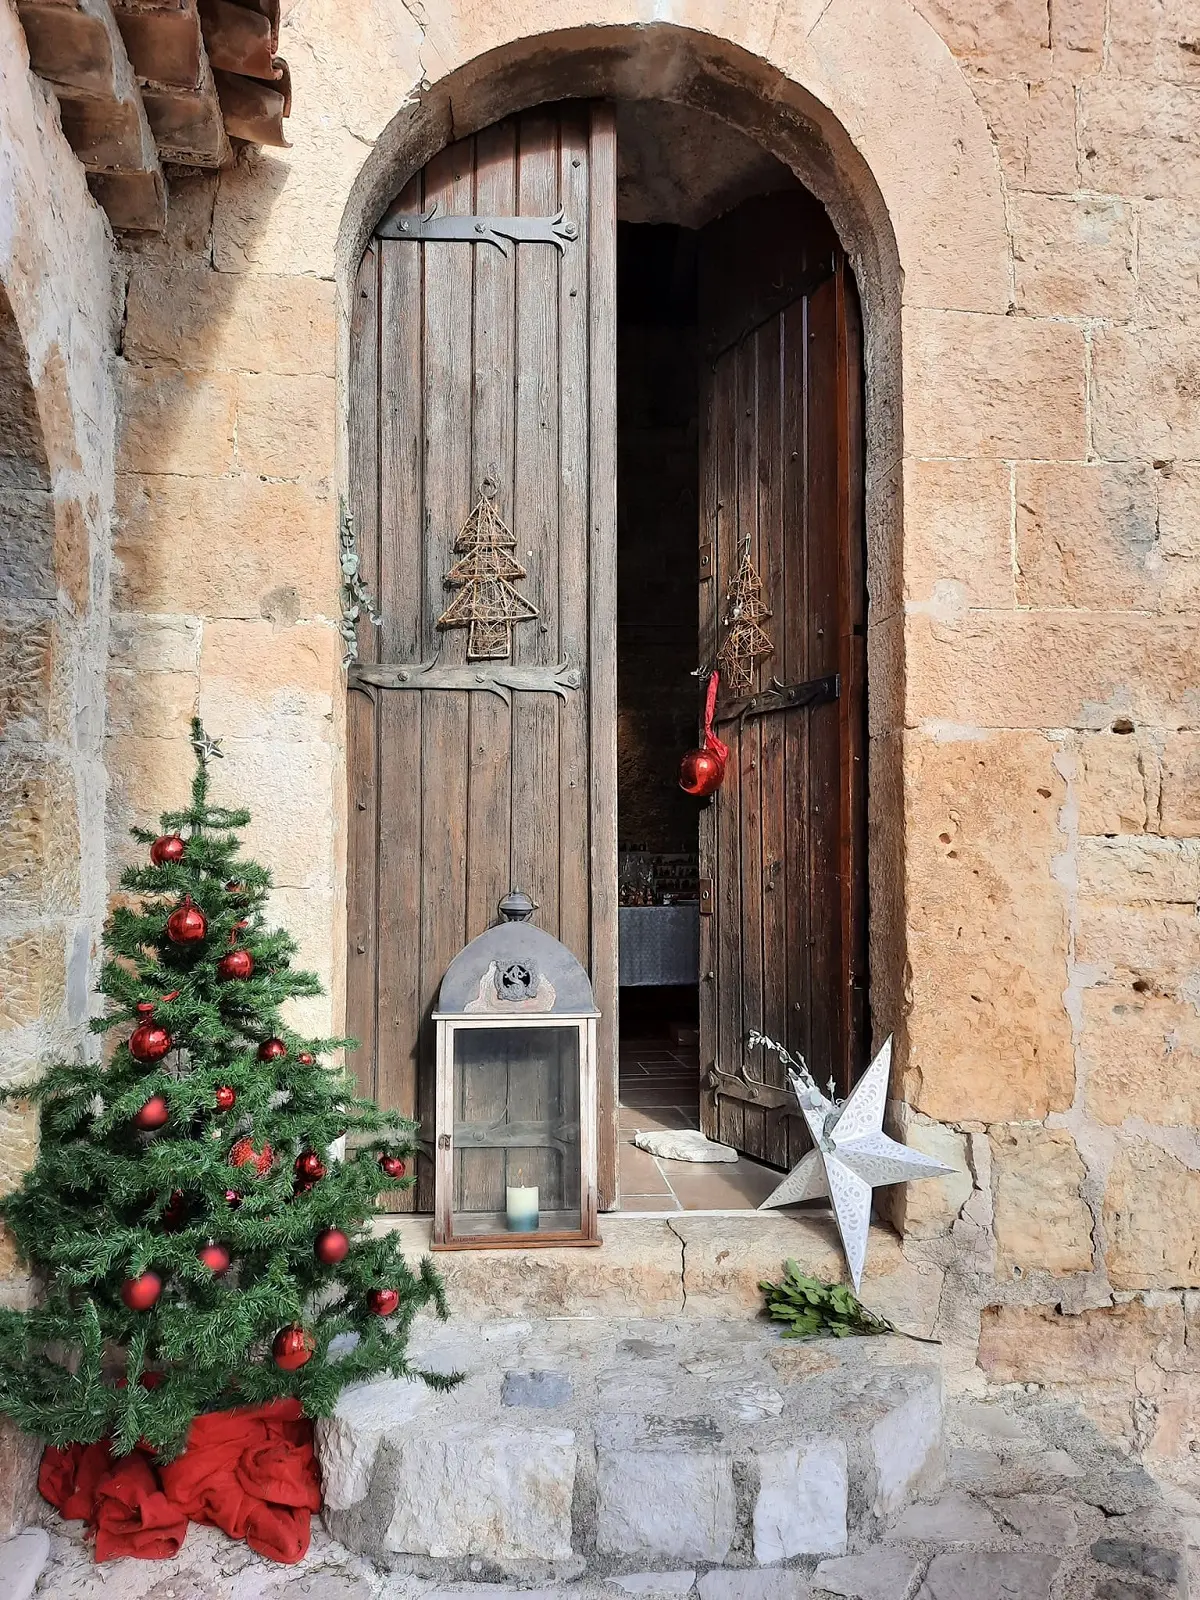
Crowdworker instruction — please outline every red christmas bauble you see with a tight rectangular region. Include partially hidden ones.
[121,1271,162,1312]
[298,1052,315,1066]
[141,1370,166,1391]
[133,1094,169,1131]
[129,1003,172,1063]
[368,1288,400,1317]
[294,1150,326,1182]
[272,1325,315,1371]
[166,896,207,945]
[150,834,186,866]
[378,1154,407,1179]
[679,745,726,798]
[217,948,255,982]
[198,1242,231,1274]
[314,1228,350,1265]
[229,1137,274,1176]
[162,1189,187,1230]
[214,1085,237,1111]
[224,1188,242,1208]
[258,1038,287,1062]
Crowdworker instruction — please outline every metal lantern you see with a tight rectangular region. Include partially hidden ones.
[432,891,600,1249]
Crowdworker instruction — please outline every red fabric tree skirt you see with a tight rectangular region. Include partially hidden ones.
[38,1399,322,1564]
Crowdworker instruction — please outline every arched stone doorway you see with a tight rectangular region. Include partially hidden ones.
[343,68,877,1213]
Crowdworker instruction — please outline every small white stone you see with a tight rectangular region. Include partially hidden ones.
[753,1438,848,1561]
[597,1447,736,1562]
[0,1530,50,1600]
[814,1549,923,1600]
[608,1573,697,1596]
[871,1378,945,1518]
[698,1570,811,1600]
[717,1382,784,1422]
[316,1377,432,1510]
[385,1424,577,1561]
[887,1491,1004,1542]
[633,1130,738,1163]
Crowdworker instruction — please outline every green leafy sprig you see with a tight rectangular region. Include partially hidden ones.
[759,1260,895,1339]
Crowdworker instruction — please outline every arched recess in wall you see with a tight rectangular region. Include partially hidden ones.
[334,20,1004,1214]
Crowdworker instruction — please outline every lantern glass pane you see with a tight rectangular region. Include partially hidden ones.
[451,1025,582,1237]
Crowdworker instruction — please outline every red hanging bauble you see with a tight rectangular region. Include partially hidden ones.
[166,895,207,944]
[272,1325,315,1371]
[678,745,725,798]
[229,1136,274,1176]
[294,1150,326,1182]
[121,1270,162,1312]
[197,1242,231,1274]
[314,1228,350,1265]
[368,1288,400,1317]
[257,1038,287,1063]
[133,1094,169,1131]
[162,1189,187,1230]
[224,1188,242,1208]
[129,1003,172,1063]
[378,1154,407,1179]
[679,671,729,799]
[214,1085,237,1111]
[217,947,255,981]
[298,1052,315,1066]
[150,834,186,867]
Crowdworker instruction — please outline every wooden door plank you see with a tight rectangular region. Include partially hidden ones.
[457,122,517,1218]
[417,139,475,1212]
[756,313,790,1168]
[713,345,744,1156]
[735,330,766,1161]
[805,273,844,1096]
[346,244,380,1102]
[585,102,619,1210]
[512,109,564,1209]
[557,103,592,973]
[375,185,426,1212]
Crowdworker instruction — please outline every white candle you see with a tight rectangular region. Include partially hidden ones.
[506,1183,539,1233]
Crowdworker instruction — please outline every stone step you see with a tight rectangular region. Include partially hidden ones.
[376,1213,942,1335]
[318,1316,946,1579]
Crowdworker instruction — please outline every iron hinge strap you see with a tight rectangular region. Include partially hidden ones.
[375,205,578,253]
[713,672,839,726]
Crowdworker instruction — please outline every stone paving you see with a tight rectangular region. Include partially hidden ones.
[5,1316,1199,1600]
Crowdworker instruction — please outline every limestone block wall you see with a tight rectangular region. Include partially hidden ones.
[0,1,119,1277]
[97,0,1200,1456]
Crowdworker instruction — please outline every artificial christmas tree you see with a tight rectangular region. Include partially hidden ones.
[0,720,450,1557]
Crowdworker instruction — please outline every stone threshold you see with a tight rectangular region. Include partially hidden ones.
[371,1212,941,1335]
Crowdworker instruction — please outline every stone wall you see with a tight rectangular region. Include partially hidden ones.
[85,0,1200,1458]
[0,0,120,1530]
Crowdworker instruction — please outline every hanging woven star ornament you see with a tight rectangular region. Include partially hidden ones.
[437,480,539,660]
[716,541,774,696]
[752,1032,954,1291]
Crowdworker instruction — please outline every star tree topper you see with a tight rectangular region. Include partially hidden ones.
[753,1032,953,1291]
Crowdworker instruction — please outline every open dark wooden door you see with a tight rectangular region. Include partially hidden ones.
[697,191,868,1168]
[346,104,619,1211]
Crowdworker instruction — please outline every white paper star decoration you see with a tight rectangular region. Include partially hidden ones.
[756,1034,954,1291]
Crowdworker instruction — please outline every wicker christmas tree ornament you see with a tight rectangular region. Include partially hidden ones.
[437,482,539,660]
[716,542,774,695]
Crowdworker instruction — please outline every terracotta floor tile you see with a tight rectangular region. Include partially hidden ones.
[617,1193,681,1213]
[663,1156,784,1211]
[619,1140,671,1193]
[618,1105,693,1133]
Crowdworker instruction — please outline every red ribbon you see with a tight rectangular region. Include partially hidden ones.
[703,671,729,768]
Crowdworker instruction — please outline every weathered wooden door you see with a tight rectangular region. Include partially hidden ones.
[697,191,868,1168]
[346,104,618,1211]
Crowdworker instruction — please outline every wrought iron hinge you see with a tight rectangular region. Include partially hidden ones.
[376,204,578,255]
[714,673,839,725]
[349,657,581,706]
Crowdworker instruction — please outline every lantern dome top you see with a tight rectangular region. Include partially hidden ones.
[435,893,598,1017]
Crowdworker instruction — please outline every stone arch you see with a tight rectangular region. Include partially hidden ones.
[334,10,1011,1060]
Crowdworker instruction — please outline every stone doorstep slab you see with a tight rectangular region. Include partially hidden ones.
[371,1214,942,1335]
[318,1317,945,1577]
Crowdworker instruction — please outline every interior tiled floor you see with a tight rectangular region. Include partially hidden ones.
[617,1036,785,1212]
